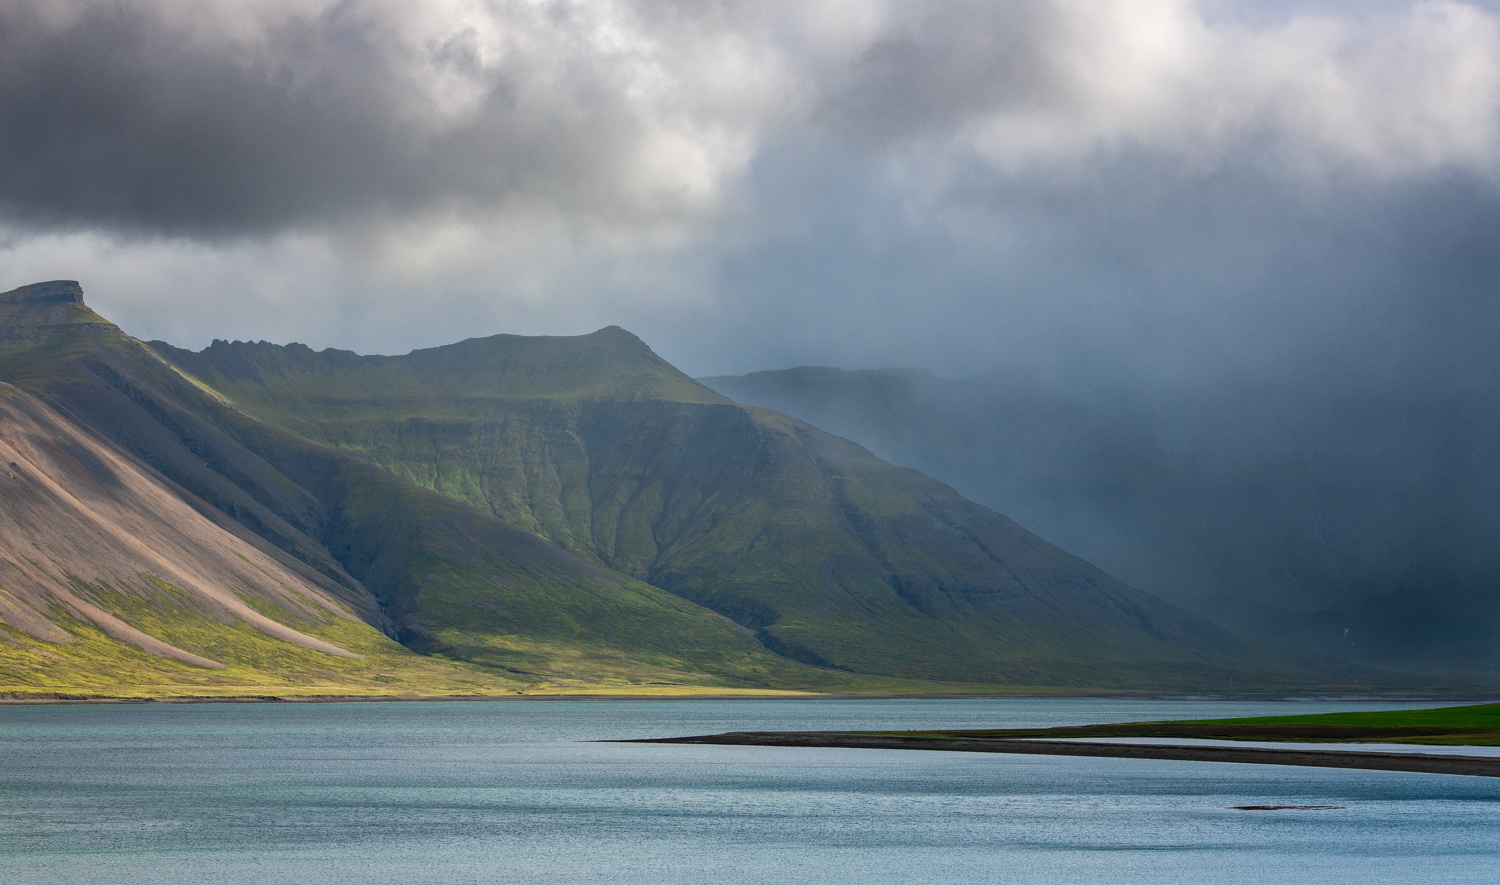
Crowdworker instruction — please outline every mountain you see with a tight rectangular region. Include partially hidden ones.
[0,283,531,696]
[700,367,1500,679]
[1,282,833,696]
[1,280,1400,695]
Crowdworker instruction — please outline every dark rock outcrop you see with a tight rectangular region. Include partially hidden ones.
[0,280,84,304]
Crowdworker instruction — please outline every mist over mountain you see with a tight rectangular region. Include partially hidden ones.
[702,368,1500,677]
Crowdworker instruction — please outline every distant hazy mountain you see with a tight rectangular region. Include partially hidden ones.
[1,280,1395,694]
[701,367,1500,678]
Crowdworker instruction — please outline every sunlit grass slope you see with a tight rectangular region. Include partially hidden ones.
[0,587,522,699]
[1177,702,1500,744]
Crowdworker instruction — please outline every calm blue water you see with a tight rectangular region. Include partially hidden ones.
[1,698,1497,884]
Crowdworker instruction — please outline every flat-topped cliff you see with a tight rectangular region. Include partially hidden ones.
[0,280,85,304]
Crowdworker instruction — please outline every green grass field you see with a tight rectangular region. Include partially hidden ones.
[874,702,1500,746]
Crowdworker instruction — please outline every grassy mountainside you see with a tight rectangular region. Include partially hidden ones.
[155,324,1388,690]
[0,285,527,696]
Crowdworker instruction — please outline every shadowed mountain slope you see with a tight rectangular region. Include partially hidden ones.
[701,366,1500,679]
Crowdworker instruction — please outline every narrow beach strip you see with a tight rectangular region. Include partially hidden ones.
[628,731,1500,777]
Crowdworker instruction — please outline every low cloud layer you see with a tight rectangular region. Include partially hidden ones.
[2,0,1499,385]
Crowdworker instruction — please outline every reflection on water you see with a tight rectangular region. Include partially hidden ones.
[0,698,1496,885]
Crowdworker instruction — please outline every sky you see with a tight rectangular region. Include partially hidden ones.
[3,0,1500,382]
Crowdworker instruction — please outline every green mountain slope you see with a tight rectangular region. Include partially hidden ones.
[0,285,530,697]
[0,282,838,693]
[1,279,1405,692]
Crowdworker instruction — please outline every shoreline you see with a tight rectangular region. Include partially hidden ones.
[627,731,1500,777]
[3,691,1496,706]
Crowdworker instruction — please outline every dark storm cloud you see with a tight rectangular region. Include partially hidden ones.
[0,0,770,236]
[810,2,1061,143]
[1,0,1498,384]
[696,142,1500,386]
[0,2,413,233]
[621,0,1500,381]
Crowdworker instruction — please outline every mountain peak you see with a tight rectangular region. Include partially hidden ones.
[1,280,84,305]
[591,324,638,339]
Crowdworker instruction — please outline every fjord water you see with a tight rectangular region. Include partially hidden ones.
[1,699,1496,884]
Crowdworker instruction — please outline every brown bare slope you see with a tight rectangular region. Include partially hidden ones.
[0,381,361,664]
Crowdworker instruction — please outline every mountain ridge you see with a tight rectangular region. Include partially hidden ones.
[0,281,1416,694]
